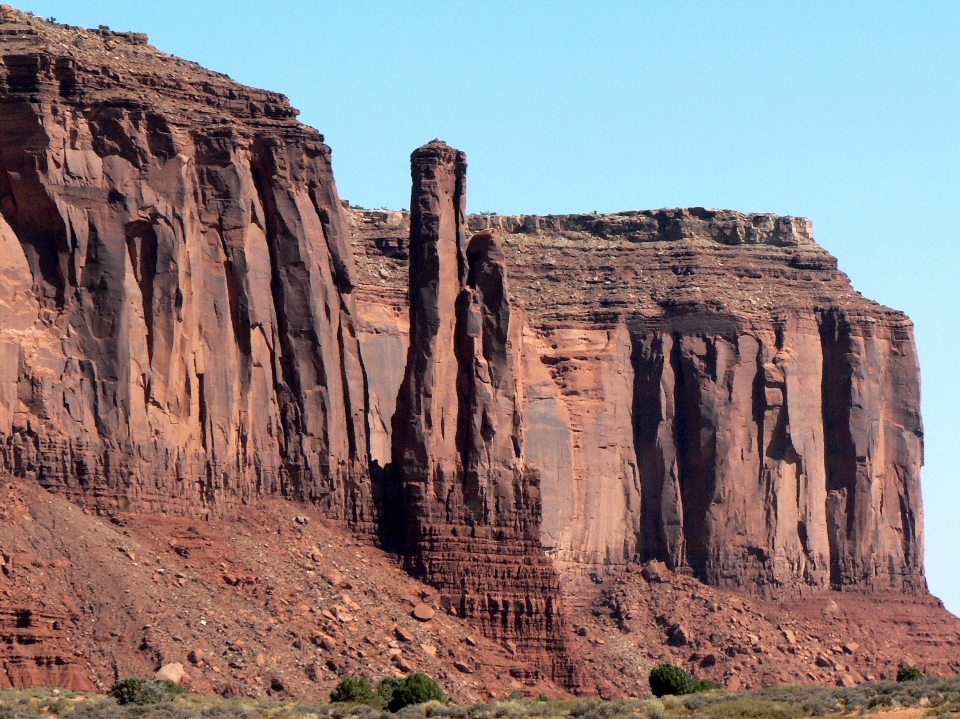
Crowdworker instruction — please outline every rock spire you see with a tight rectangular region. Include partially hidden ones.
[391,140,579,685]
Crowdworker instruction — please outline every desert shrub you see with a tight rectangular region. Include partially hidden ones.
[394,706,426,719]
[569,699,636,719]
[331,676,380,707]
[719,678,960,717]
[761,687,841,716]
[703,699,806,719]
[0,704,44,719]
[683,691,722,713]
[898,666,924,682]
[649,664,695,697]
[386,673,445,712]
[340,705,385,719]
[691,680,721,693]
[376,677,404,709]
[31,697,75,717]
[684,694,710,711]
[109,678,182,706]
[570,700,606,719]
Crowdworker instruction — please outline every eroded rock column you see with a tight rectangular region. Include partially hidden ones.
[391,140,578,687]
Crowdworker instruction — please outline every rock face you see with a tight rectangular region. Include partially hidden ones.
[353,208,925,597]
[390,141,577,684]
[0,8,370,521]
[632,310,923,593]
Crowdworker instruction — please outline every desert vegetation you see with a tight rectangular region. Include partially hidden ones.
[330,673,445,711]
[1,675,960,719]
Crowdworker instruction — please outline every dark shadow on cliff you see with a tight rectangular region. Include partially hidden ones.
[369,459,406,555]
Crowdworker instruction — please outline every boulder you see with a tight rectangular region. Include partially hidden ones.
[155,663,185,684]
[667,624,690,646]
[412,604,435,622]
[642,561,669,583]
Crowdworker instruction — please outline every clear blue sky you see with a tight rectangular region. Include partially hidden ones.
[24,1,960,611]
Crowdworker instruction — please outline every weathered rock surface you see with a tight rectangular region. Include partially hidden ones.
[0,7,370,521]
[390,141,578,685]
[352,206,925,597]
[0,604,92,690]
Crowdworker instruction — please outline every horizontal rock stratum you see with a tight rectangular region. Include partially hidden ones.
[0,5,933,693]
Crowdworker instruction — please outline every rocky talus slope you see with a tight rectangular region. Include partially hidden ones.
[0,479,960,702]
[0,475,559,699]
[0,5,945,695]
[0,475,954,698]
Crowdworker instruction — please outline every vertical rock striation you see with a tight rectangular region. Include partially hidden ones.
[0,9,371,521]
[631,313,923,594]
[391,141,578,685]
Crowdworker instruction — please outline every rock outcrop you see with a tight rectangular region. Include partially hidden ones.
[353,207,925,597]
[0,7,370,521]
[390,141,577,684]
[0,605,92,690]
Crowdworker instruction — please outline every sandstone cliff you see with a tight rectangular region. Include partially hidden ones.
[353,208,925,598]
[0,8,371,521]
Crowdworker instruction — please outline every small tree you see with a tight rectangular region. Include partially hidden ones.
[386,672,445,711]
[330,675,379,706]
[897,666,924,682]
[377,677,403,708]
[649,663,695,697]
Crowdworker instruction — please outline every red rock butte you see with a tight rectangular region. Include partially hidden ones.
[0,5,945,697]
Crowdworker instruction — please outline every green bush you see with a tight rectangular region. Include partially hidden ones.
[384,672,445,711]
[108,678,181,706]
[648,664,719,697]
[692,679,722,692]
[330,675,379,706]
[377,676,403,708]
[649,664,695,697]
[897,666,924,682]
